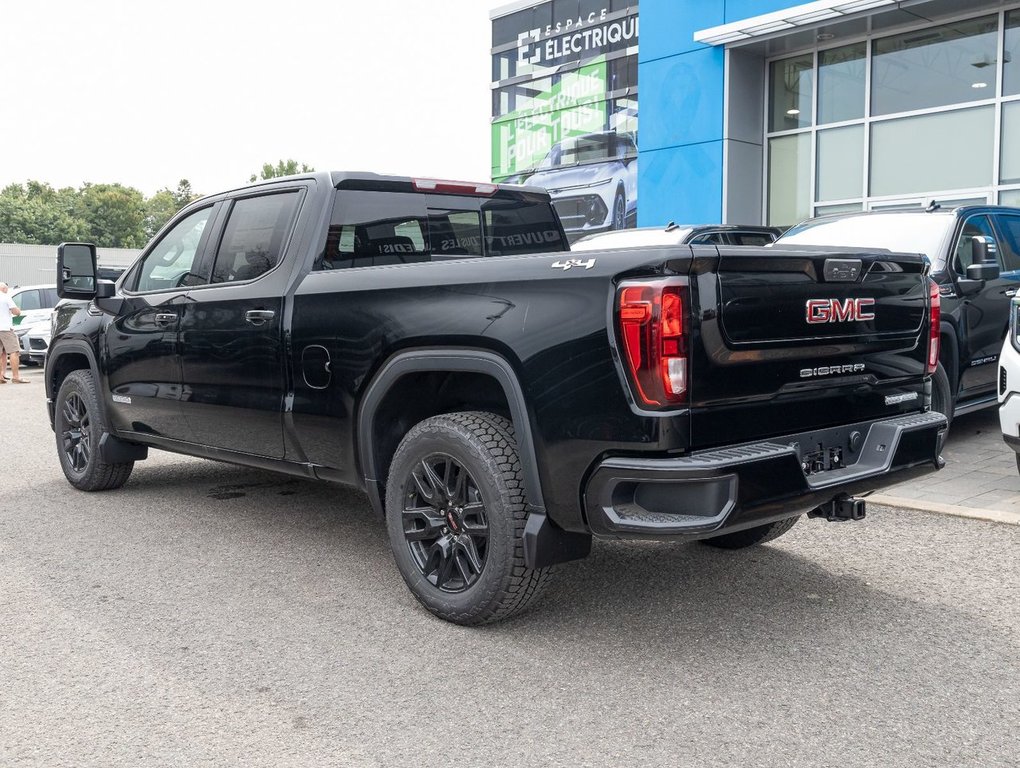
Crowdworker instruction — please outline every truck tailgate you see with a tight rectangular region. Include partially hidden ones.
[689,245,931,449]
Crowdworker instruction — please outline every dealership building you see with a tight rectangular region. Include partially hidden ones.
[491,0,1020,234]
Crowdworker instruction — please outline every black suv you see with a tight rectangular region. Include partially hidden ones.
[777,206,1020,421]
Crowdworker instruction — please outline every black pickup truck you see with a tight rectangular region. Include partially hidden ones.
[47,172,946,624]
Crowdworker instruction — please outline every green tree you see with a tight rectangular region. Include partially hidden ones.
[75,183,147,248]
[0,182,89,244]
[249,159,314,183]
[144,179,200,240]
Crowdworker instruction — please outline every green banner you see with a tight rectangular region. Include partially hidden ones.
[491,59,608,180]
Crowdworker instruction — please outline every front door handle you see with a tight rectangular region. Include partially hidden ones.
[1006,289,1017,298]
[245,309,276,326]
[154,312,177,326]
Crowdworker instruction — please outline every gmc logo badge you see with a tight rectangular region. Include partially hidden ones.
[806,298,876,324]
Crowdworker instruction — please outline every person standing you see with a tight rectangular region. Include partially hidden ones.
[0,282,29,383]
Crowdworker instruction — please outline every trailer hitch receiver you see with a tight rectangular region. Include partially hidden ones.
[808,494,866,522]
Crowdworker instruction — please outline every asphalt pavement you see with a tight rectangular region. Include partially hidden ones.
[2,365,1018,767]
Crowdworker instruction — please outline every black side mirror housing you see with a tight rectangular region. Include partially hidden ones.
[966,261,1000,281]
[57,242,99,299]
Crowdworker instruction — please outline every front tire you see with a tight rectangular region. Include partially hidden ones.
[384,411,551,625]
[699,516,799,550]
[54,370,134,491]
[611,188,626,230]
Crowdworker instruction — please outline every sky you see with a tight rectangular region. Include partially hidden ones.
[0,0,513,198]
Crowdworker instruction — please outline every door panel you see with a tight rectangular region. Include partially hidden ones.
[104,205,217,439]
[175,191,301,458]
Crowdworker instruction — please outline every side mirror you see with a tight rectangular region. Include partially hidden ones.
[57,242,99,299]
[966,261,1000,281]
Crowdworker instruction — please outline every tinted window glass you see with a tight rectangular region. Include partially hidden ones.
[1005,10,1020,96]
[321,191,429,270]
[210,192,299,283]
[429,209,484,257]
[993,214,1020,271]
[13,290,40,310]
[483,197,568,256]
[769,53,813,132]
[135,207,213,292]
[871,17,998,116]
[319,191,567,268]
[953,215,1000,272]
[730,233,776,246]
[818,43,865,124]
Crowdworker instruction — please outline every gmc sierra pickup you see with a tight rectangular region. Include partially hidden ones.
[47,172,946,624]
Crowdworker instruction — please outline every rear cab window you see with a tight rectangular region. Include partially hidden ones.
[316,183,567,270]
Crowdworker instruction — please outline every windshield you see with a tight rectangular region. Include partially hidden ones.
[777,212,955,268]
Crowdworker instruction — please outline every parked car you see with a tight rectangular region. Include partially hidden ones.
[572,223,781,251]
[9,284,58,327]
[8,285,57,367]
[25,319,52,366]
[999,297,1020,473]
[776,205,1020,423]
[522,131,637,241]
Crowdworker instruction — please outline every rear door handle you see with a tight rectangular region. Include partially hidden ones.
[154,312,177,326]
[245,309,276,326]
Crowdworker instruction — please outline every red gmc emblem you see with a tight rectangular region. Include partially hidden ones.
[806,298,876,324]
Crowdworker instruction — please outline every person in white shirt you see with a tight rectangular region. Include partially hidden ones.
[0,282,28,383]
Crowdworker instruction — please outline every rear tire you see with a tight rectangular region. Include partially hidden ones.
[54,370,134,491]
[384,411,551,625]
[699,516,799,550]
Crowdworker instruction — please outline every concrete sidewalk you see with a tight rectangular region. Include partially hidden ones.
[871,407,1020,525]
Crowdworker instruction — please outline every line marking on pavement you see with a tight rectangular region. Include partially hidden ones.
[869,494,1020,526]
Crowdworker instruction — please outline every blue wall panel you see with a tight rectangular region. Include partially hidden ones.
[637,142,724,227]
[639,47,725,152]
[638,0,724,62]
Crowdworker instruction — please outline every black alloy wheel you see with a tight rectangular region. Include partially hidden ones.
[384,411,551,625]
[402,453,489,592]
[60,390,92,473]
[54,370,134,491]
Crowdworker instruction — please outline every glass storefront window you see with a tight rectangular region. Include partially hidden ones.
[871,16,998,116]
[769,54,813,132]
[816,202,863,216]
[816,125,863,201]
[1003,101,1020,184]
[1006,11,1020,96]
[870,107,994,197]
[1001,189,1020,207]
[818,43,865,124]
[768,133,811,227]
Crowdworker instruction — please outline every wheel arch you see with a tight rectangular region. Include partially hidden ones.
[46,341,102,428]
[356,349,545,519]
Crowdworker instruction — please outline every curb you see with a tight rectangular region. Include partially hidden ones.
[868,494,1020,526]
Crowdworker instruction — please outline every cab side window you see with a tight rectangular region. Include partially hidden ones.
[992,214,1020,272]
[953,215,1001,273]
[132,207,213,292]
[210,192,300,283]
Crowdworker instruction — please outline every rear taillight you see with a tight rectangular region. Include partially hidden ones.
[616,279,688,407]
[927,278,941,375]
